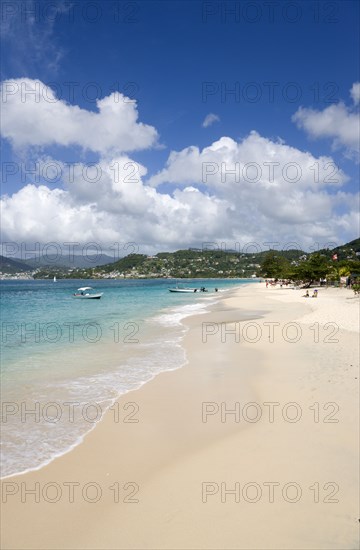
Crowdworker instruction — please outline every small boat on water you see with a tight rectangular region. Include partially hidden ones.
[53,276,57,282]
[73,287,103,299]
[169,287,198,293]
[168,285,208,293]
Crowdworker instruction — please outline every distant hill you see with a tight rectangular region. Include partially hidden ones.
[2,239,359,277]
[82,240,360,279]
[0,253,118,274]
[93,248,306,279]
[319,238,360,260]
[99,254,148,273]
[12,254,117,270]
[0,255,33,274]
[333,238,360,255]
[0,254,114,273]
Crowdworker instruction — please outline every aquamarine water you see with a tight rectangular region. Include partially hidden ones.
[1,278,255,477]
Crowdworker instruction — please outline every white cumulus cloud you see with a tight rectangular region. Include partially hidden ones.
[143,132,357,248]
[292,83,360,159]
[0,160,230,251]
[350,82,360,105]
[0,184,120,244]
[1,133,357,252]
[148,132,347,190]
[0,79,158,155]
[1,81,358,252]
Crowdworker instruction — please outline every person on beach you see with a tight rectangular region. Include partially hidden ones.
[303,290,310,297]
[312,289,318,298]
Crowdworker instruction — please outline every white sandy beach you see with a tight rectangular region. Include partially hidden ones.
[1,283,359,549]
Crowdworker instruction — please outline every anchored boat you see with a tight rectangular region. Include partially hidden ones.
[168,285,207,293]
[168,287,198,293]
[73,286,103,299]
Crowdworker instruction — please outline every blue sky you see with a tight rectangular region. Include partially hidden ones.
[1,0,359,253]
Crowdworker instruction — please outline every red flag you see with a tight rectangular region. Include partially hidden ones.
[332,253,338,261]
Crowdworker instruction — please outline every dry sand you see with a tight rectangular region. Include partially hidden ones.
[1,283,359,549]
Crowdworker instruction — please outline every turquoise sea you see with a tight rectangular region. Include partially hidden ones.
[0,278,255,478]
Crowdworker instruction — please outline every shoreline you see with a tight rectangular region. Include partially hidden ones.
[1,283,359,549]
[0,283,244,480]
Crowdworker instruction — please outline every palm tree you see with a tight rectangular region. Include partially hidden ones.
[327,263,351,285]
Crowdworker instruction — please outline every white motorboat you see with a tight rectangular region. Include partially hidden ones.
[73,286,103,299]
[168,284,208,293]
[169,287,198,293]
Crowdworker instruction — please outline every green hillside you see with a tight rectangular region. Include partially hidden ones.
[0,255,33,274]
[2,238,359,280]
